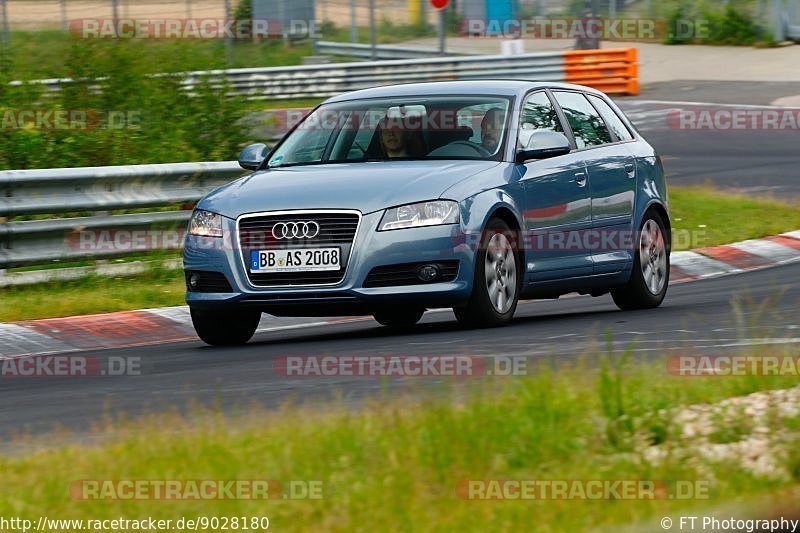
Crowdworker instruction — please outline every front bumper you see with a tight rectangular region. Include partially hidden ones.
[183,211,476,315]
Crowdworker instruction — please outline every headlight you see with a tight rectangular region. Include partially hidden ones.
[378,200,460,231]
[188,209,223,238]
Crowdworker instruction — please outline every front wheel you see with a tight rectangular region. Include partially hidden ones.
[454,218,520,328]
[611,211,670,311]
[190,308,261,346]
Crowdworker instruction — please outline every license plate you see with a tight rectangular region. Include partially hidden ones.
[250,248,341,273]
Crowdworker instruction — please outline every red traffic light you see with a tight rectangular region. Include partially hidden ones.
[429,0,449,8]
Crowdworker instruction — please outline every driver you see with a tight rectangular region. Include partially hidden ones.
[379,119,410,158]
[480,108,505,154]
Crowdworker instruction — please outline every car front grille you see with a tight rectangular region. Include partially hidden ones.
[238,211,360,286]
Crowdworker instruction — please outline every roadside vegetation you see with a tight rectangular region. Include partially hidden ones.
[1,351,799,530]
[0,266,184,322]
[669,186,800,249]
[1,186,798,322]
[657,0,772,46]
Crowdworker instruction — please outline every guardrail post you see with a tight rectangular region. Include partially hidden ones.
[438,6,445,55]
[369,0,377,60]
[790,0,799,38]
[773,0,786,41]
[61,0,68,31]
[0,0,9,48]
[224,0,233,65]
[350,0,357,42]
[0,215,7,276]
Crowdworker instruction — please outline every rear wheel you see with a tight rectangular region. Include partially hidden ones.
[454,218,520,327]
[373,307,425,328]
[611,210,670,310]
[190,308,261,346]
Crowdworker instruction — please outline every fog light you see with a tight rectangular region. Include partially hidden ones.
[416,264,440,282]
[188,272,200,290]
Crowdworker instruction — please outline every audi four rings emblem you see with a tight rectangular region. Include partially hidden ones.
[272,221,321,239]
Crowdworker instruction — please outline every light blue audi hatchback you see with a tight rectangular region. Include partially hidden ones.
[184,81,670,345]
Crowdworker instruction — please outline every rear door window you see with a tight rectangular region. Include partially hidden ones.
[553,91,613,149]
[587,94,634,141]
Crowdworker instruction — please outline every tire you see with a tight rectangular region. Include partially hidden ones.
[454,218,520,327]
[190,308,261,346]
[611,210,670,311]
[373,307,425,328]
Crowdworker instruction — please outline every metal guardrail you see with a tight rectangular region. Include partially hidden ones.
[17,49,639,101]
[315,40,467,59]
[0,162,245,269]
[183,52,569,100]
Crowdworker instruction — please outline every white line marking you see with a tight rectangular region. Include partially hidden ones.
[625,99,792,110]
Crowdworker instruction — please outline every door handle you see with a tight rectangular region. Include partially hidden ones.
[574,171,587,187]
[624,163,635,177]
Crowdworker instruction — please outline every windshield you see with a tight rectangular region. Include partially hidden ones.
[266,96,512,168]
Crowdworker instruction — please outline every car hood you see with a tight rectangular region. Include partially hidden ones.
[198,160,501,218]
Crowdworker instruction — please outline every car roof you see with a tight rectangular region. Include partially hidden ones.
[323,80,606,103]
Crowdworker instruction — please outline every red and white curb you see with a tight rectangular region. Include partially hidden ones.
[1,231,799,359]
[669,230,800,281]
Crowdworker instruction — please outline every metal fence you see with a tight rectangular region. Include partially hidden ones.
[0,0,643,51]
[0,162,244,269]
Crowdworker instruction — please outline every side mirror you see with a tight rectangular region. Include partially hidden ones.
[516,131,571,163]
[238,143,268,170]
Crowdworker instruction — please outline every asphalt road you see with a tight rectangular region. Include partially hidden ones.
[616,81,800,198]
[2,263,798,440]
[2,82,799,441]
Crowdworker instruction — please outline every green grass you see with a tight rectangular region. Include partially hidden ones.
[0,267,184,322]
[0,186,797,322]
[669,186,800,251]
[669,185,800,251]
[1,354,799,531]
[4,30,312,81]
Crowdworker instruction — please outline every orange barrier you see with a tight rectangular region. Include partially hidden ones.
[563,48,639,96]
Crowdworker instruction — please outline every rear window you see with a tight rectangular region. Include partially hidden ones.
[587,94,634,141]
[553,91,613,149]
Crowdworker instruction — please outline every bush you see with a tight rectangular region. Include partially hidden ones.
[705,4,765,45]
[0,39,251,170]
[660,0,767,46]
[234,0,253,20]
